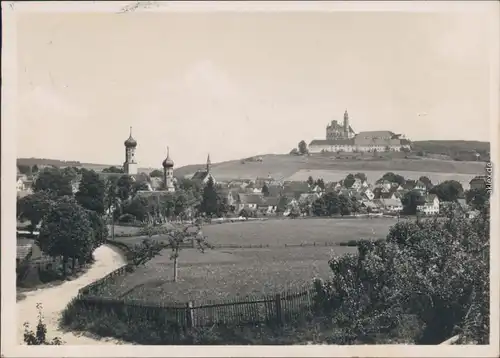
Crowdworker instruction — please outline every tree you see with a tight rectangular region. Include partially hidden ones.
[298,140,308,155]
[430,180,464,202]
[135,224,211,282]
[466,188,490,210]
[307,176,315,187]
[33,168,73,197]
[200,177,218,217]
[289,148,299,156]
[418,176,433,190]
[133,181,150,195]
[338,195,353,216]
[149,169,163,178]
[102,166,124,173]
[262,184,270,197]
[401,190,425,215]
[75,170,106,214]
[313,207,490,344]
[354,173,367,182]
[315,178,326,190]
[378,172,405,186]
[32,164,39,174]
[18,165,32,176]
[116,175,134,201]
[276,196,289,214]
[86,210,109,253]
[122,196,150,222]
[343,174,355,189]
[17,192,53,233]
[38,196,94,275]
[217,196,230,217]
[288,205,301,218]
[312,192,340,216]
[23,303,63,345]
[177,178,202,193]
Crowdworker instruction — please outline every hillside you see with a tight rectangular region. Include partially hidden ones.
[16,158,155,174]
[175,140,489,182]
[18,140,489,182]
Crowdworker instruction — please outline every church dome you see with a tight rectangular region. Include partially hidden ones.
[124,127,137,148]
[162,147,174,168]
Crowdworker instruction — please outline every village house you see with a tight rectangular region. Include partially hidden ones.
[375,180,393,191]
[417,194,440,215]
[362,200,380,213]
[377,198,403,213]
[413,180,427,194]
[257,196,280,215]
[234,193,265,213]
[469,176,487,190]
[360,187,375,201]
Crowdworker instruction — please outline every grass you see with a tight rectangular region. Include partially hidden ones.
[98,245,357,304]
[174,153,486,181]
[98,219,392,304]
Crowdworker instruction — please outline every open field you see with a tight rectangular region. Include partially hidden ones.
[99,218,394,303]
[202,218,394,246]
[97,245,357,304]
[174,153,486,181]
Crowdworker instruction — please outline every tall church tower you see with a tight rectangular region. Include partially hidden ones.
[162,147,175,192]
[206,153,211,173]
[123,126,138,175]
[343,109,350,138]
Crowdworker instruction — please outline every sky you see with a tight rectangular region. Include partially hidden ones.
[15,7,495,168]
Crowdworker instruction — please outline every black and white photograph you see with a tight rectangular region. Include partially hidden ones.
[2,1,499,357]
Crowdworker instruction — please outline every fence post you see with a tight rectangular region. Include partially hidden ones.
[275,294,283,325]
[186,301,194,329]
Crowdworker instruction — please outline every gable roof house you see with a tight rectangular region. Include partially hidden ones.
[469,176,487,190]
[362,200,380,213]
[257,196,280,214]
[235,193,265,213]
[378,198,403,213]
[360,187,375,201]
[417,194,440,215]
[282,181,311,196]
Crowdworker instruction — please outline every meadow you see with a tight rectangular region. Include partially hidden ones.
[101,218,394,304]
[174,153,485,181]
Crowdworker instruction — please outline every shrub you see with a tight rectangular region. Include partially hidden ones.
[119,213,136,223]
[23,303,63,345]
[313,207,490,344]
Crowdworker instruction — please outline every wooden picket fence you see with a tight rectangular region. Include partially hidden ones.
[79,264,129,296]
[77,284,316,328]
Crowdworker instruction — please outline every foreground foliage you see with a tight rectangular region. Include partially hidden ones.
[313,203,490,344]
[24,303,63,345]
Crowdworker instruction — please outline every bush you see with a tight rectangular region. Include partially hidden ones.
[313,207,490,344]
[119,213,136,223]
[23,303,63,345]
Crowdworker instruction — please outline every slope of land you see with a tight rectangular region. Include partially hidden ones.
[19,140,489,181]
[174,154,487,181]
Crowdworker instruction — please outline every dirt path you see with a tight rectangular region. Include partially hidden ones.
[17,244,128,345]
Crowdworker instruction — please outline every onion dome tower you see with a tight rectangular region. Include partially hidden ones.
[162,146,175,192]
[123,126,138,175]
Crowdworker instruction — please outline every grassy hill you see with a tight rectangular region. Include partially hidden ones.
[174,153,486,182]
[16,158,156,174]
[174,140,489,182]
[18,140,489,182]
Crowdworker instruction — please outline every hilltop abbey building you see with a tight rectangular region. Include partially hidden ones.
[308,110,411,153]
